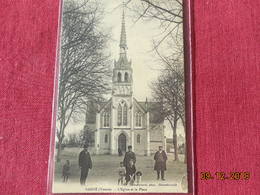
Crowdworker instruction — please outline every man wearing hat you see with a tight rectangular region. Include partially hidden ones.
[123,145,136,168]
[123,145,136,185]
[154,146,167,180]
[78,145,92,185]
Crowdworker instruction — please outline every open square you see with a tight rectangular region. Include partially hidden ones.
[53,148,188,193]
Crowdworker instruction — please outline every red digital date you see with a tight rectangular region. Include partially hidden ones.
[200,172,250,180]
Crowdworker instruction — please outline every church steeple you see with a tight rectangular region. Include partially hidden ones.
[119,2,127,56]
[119,5,127,52]
[112,1,133,95]
[114,1,131,68]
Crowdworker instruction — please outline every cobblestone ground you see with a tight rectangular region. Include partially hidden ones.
[54,147,187,185]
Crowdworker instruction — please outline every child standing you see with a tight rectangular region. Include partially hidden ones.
[118,162,126,185]
[125,159,136,185]
[62,160,71,183]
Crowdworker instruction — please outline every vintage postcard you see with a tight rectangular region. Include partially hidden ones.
[50,0,191,193]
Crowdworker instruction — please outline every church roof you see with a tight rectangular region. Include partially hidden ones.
[115,56,131,68]
[137,101,164,123]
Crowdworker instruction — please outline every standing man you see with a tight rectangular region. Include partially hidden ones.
[78,145,92,185]
[123,145,136,168]
[123,146,136,185]
[154,146,167,180]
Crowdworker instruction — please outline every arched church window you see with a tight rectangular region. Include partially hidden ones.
[118,101,127,126]
[103,112,109,127]
[118,72,122,82]
[123,103,127,125]
[138,113,142,127]
[135,112,139,126]
[137,134,141,144]
[105,134,108,143]
[118,104,122,126]
[124,72,129,82]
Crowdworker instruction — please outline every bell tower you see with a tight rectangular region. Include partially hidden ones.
[112,5,133,97]
[110,3,134,155]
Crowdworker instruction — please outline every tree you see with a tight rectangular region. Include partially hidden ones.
[151,31,185,162]
[126,0,186,162]
[154,41,185,125]
[151,67,184,161]
[127,0,183,50]
[79,126,95,147]
[56,0,111,161]
[67,133,80,147]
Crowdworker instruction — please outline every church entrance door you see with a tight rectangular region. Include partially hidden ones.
[118,133,126,153]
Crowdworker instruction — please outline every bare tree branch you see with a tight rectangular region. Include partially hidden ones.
[56,0,111,161]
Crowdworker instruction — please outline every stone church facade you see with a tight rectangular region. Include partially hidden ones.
[84,10,166,156]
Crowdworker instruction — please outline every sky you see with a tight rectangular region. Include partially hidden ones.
[61,0,185,138]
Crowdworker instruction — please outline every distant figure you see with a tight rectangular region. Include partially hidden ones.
[78,145,92,185]
[118,148,123,156]
[154,146,167,180]
[118,162,126,185]
[135,171,142,184]
[62,160,71,183]
[125,159,136,185]
[123,145,136,168]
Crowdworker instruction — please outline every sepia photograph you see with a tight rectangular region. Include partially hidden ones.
[51,0,188,193]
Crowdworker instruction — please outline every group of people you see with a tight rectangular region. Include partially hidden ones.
[120,145,167,185]
[61,145,92,185]
[61,145,168,186]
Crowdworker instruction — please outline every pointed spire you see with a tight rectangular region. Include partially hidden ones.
[115,1,131,68]
[119,1,127,52]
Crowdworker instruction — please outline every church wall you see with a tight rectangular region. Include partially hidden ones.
[133,103,146,129]
[150,142,163,155]
[88,113,165,155]
[99,129,111,154]
[149,123,164,154]
[99,103,112,129]
[150,123,164,141]
[133,129,146,155]
[142,112,147,127]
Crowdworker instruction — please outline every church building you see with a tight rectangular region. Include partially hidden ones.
[84,8,166,156]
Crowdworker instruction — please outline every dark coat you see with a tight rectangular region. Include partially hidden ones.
[154,150,167,171]
[123,151,136,167]
[125,164,136,182]
[79,150,92,170]
[62,164,70,176]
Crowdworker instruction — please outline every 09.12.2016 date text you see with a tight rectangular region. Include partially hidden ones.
[200,172,250,180]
